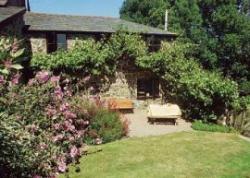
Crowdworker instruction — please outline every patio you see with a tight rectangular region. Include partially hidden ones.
[124,109,192,137]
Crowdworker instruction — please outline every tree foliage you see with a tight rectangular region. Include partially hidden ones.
[136,42,239,120]
[120,0,250,89]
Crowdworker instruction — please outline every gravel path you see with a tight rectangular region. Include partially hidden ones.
[124,109,193,137]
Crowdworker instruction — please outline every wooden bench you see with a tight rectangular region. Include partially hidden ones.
[108,98,134,111]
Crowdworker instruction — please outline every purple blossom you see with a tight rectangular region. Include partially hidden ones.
[60,103,70,112]
[28,78,36,86]
[57,157,67,173]
[50,75,60,85]
[54,86,64,100]
[70,146,79,158]
[76,130,85,139]
[46,105,57,117]
[35,71,50,83]
[53,123,61,131]
[63,110,77,120]
[63,120,75,132]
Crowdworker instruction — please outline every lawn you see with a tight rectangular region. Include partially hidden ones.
[60,132,250,178]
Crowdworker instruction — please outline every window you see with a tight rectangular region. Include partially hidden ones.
[46,33,67,53]
[137,78,159,99]
[57,34,67,50]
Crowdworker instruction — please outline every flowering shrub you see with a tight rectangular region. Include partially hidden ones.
[0,71,89,177]
[0,69,128,177]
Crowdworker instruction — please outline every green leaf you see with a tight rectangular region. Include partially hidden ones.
[11,64,23,70]
[0,68,9,75]
[10,48,24,58]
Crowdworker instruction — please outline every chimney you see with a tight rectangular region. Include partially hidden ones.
[165,10,168,31]
[26,0,30,11]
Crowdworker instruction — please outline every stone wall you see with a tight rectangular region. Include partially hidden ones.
[100,71,161,99]
[28,33,95,54]
[29,33,47,54]
[101,71,137,99]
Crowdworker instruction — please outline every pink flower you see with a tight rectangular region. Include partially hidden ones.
[57,157,67,173]
[63,110,77,120]
[0,75,5,85]
[28,78,36,86]
[50,75,60,85]
[63,120,75,132]
[54,86,64,100]
[11,73,21,85]
[53,123,61,130]
[76,130,85,139]
[60,103,70,112]
[70,146,79,158]
[46,105,57,117]
[35,71,50,83]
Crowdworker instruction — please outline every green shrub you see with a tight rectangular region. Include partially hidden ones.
[192,120,236,133]
[86,109,125,144]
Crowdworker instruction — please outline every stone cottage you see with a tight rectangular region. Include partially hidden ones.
[0,0,177,100]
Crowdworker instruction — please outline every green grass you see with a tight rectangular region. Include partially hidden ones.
[191,120,236,133]
[60,132,250,178]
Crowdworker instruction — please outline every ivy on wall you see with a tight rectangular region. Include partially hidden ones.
[31,31,247,120]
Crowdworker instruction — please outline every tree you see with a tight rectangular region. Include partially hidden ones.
[120,0,250,92]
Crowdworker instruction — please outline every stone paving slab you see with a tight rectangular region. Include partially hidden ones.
[124,109,193,137]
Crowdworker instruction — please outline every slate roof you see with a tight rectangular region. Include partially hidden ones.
[24,12,177,36]
[0,6,25,24]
